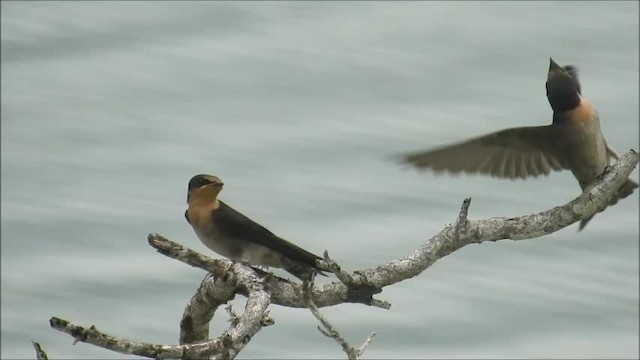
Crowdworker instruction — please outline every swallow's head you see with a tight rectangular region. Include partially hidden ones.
[546,57,581,112]
[187,174,224,203]
[561,63,581,95]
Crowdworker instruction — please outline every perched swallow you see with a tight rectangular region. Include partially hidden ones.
[184,174,324,280]
[402,58,638,230]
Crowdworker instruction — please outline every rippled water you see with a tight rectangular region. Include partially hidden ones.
[2,2,638,359]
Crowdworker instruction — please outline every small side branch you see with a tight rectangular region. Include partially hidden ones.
[303,281,375,359]
[453,197,471,238]
[213,290,272,360]
[32,341,48,360]
[49,316,220,358]
[148,233,232,278]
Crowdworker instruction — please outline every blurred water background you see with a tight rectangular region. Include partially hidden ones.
[1,2,638,359]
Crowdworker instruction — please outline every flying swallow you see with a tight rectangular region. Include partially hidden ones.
[402,58,638,230]
[184,174,324,280]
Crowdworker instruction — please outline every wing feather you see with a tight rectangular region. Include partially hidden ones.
[403,125,568,179]
[212,202,321,267]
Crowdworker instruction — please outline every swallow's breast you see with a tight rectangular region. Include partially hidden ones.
[569,99,596,124]
[557,99,608,187]
[188,205,243,260]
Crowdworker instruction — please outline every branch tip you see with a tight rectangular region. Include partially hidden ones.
[32,340,49,360]
[356,332,376,357]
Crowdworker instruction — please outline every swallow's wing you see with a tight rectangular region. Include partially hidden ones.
[212,201,321,267]
[402,125,568,179]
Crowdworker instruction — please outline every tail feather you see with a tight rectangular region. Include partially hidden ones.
[579,178,638,231]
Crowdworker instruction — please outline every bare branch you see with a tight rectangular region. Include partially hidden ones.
[50,316,220,358]
[154,151,640,312]
[50,262,273,359]
[147,234,381,310]
[319,251,387,308]
[180,273,236,345]
[50,293,271,359]
[48,150,637,359]
[320,150,640,291]
[148,233,232,278]
[355,332,377,357]
[213,290,271,360]
[204,152,639,312]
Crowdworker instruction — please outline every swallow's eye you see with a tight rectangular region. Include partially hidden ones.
[188,175,213,191]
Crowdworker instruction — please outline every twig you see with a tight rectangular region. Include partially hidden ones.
[225,304,240,327]
[31,340,48,360]
[356,332,377,357]
[147,234,233,278]
[213,290,272,360]
[50,316,222,358]
[453,197,471,238]
[303,280,375,359]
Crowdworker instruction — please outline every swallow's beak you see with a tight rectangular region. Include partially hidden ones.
[549,57,562,72]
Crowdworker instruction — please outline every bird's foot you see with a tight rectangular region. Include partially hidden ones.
[597,165,614,181]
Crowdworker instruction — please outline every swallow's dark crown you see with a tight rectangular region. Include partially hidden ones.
[188,174,217,191]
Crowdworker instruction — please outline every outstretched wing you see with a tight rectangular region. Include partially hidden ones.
[402,125,568,179]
